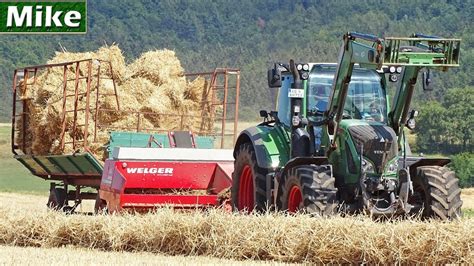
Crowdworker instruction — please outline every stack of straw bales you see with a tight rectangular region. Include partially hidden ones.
[17,45,214,157]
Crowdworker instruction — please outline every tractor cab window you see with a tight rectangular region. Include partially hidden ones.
[307,71,333,118]
[345,69,387,123]
[307,66,387,123]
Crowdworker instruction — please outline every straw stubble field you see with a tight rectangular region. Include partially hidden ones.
[0,191,473,264]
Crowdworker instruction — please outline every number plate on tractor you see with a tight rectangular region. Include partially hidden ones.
[288,89,304,98]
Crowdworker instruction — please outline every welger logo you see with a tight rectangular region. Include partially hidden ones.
[0,1,86,34]
[126,167,174,176]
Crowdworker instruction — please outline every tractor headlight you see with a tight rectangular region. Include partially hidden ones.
[297,64,303,71]
[396,66,403,73]
[302,64,309,71]
[361,158,375,173]
[301,72,309,80]
[389,66,396,73]
[389,74,398,82]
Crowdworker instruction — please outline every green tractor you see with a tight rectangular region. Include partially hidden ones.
[232,32,463,219]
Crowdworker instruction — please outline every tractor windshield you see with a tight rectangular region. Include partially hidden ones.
[307,66,387,123]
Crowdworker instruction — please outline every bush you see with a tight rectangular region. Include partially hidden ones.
[449,152,474,188]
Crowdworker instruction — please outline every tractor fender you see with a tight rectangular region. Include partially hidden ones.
[400,156,451,177]
[233,125,290,169]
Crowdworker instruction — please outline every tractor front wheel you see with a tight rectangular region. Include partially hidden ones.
[280,165,338,215]
[231,143,268,212]
[409,166,462,220]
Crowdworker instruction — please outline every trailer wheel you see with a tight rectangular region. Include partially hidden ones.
[232,143,268,212]
[47,187,67,211]
[280,165,338,215]
[409,166,462,220]
[94,194,108,214]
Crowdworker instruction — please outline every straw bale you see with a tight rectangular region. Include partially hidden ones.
[47,44,126,83]
[108,114,156,133]
[120,77,155,103]
[126,49,184,86]
[31,107,63,154]
[184,76,208,102]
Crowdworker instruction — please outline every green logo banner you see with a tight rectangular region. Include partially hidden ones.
[0,0,86,34]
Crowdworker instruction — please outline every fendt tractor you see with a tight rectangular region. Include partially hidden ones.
[232,33,462,219]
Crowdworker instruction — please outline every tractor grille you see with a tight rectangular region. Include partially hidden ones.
[348,125,397,173]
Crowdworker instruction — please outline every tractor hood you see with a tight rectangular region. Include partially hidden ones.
[340,120,398,174]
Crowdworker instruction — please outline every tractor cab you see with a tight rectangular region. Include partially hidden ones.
[276,64,388,126]
[274,63,389,155]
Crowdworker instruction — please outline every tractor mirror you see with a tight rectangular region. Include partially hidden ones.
[422,69,433,91]
[268,67,282,88]
[259,110,268,118]
[406,109,418,130]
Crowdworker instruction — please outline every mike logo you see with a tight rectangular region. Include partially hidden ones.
[0,1,87,34]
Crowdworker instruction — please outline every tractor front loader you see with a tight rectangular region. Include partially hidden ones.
[232,32,462,219]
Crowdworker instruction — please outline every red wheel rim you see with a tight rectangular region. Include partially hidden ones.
[288,185,302,213]
[238,165,254,212]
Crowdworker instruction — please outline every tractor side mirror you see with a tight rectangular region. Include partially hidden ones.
[259,110,268,118]
[422,69,433,91]
[267,67,282,88]
[406,109,419,130]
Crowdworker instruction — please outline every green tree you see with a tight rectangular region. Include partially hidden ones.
[450,153,474,188]
[444,87,474,151]
[415,101,448,152]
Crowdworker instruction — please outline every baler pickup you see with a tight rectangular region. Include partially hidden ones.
[99,147,234,212]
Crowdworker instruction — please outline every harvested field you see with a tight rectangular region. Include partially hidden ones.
[462,188,474,210]
[0,245,276,265]
[0,192,473,264]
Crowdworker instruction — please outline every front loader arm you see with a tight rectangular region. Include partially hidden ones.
[386,36,461,143]
[326,32,384,150]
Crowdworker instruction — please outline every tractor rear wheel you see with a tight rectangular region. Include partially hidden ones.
[409,166,462,220]
[231,143,268,212]
[280,165,338,215]
[47,187,67,211]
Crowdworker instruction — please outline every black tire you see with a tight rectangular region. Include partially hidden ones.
[47,187,67,211]
[279,164,338,215]
[409,166,462,220]
[231,143,268,212]
[94,193,108,214]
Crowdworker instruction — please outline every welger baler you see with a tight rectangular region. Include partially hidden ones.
[99,146,234,212]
